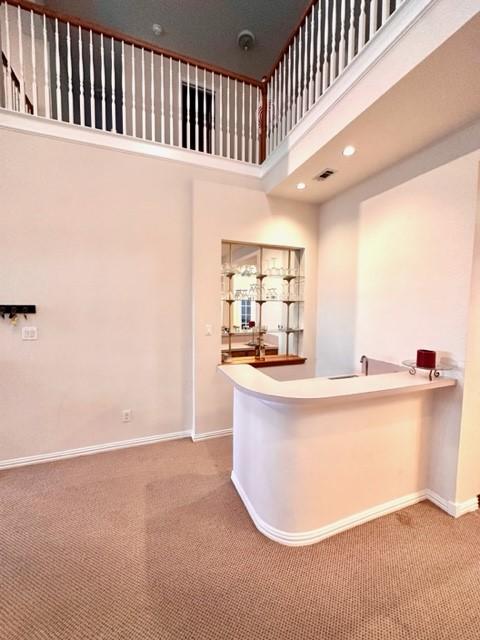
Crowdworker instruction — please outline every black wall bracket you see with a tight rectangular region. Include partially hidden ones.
[0,305,36,318]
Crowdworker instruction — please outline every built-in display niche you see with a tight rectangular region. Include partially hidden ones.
[221,241,306,367]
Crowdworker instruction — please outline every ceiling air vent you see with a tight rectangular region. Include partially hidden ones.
[314,168,336,181]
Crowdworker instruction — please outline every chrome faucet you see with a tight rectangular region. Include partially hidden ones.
[360,355,369,376]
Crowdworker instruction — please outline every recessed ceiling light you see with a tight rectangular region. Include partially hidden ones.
[342,145,356,157]
[296,182,306,190]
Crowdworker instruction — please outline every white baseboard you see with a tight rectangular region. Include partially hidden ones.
[231,473,479,546]
[231,472,428,546]
[425,489,478,517]
[0,430,191,471]
[191,427,232,442]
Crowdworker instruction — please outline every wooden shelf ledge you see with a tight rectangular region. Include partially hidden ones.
[221,355,307,368]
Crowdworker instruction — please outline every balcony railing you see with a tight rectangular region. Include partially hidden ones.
[0,0,405,165]
[265,0,404,154]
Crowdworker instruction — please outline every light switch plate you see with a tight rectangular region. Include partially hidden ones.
[205,324,213,336]
[22,326,38,340]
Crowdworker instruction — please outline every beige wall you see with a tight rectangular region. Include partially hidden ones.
[316,126,480,503]
[0,127,254,461]
[456,169,480,502]
[0,126,315,462]
[192,182,318,436]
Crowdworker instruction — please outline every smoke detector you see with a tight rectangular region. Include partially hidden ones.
[238,30,256,52]
[152,23,163,36]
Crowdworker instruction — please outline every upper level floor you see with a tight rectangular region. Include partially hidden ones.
[1,0,479,201]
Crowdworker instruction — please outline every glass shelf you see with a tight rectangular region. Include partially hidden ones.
[222,298,304,303]
[402,359,454,381]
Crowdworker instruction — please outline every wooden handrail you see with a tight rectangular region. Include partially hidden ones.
[6,0,263,88]
[265,0,317,82]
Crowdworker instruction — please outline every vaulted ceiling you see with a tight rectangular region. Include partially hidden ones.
[43,0,309,79]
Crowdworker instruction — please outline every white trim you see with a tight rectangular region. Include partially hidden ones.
[425,489,478,518]
[425,488,451,514]
[191,427,232,442]
[0,430,190,471]
[0,109,261,179]
[231,472,428,546]
[451,497,479,517]
[232,473,479,546]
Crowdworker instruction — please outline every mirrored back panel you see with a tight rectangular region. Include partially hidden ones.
[221,241,305,365]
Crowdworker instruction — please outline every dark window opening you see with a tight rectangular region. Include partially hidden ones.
[182,83,213,153]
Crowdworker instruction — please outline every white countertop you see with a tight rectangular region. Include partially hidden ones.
[219,365,456,403]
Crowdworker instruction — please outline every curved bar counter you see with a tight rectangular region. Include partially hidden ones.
[219,365,456,546]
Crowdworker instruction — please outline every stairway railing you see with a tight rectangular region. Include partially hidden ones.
[264,0,406,155]
[1,0,407,164]
[0,0,264,163]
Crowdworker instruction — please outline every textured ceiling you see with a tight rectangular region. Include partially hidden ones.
[43,0,309,79]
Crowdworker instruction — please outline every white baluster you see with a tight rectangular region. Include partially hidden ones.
[211,71,215,155]
[175,58,179,146]
[276,67,281,147]
[29,11,37,114]
[292,34,297,124]
[281,57,287,138]
[308,8,315,108]
[330,0,337,85]
[3,3,12,110]
[160,54,165,143]
[226,77,230,158]
[234,78,238,159]
[203,68,207,152]
[131,45,136,137]
[315,2,321,100]
[78,27,85,126]
[297,26,302,120]
[266,80,271,154]
[248,82,252,162]
[121,41,126,133]
[241,80,245,159]
[302,18,308,116]
[322,0,330,93]
[287,45,292,131]
[271,68,276,149]
[17,7,25,112]
[150,50,155,141]
[256,86,260,164]
[89,30,94,127]
[347,0,356,63]
[382,0,390,25]
[194,65,199,151]
[359,0,367,49]
[186,63,190,149]
[219,75,224,156]
[338,0,347,74]
[100,34,106,130]
[54,18,62,120]
[111,38,116,133]
[370,0,378,39]
[256,86,260,163]
[66,22,73,122]
[42,14,50,117]
[141,48,146,139]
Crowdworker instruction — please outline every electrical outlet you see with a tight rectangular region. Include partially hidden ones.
[122,409,132,423]
[22,326,38,340]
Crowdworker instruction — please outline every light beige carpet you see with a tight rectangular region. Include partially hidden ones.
[1,436,480,639]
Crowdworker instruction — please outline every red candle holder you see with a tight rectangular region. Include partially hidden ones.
[416,349,436,369]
